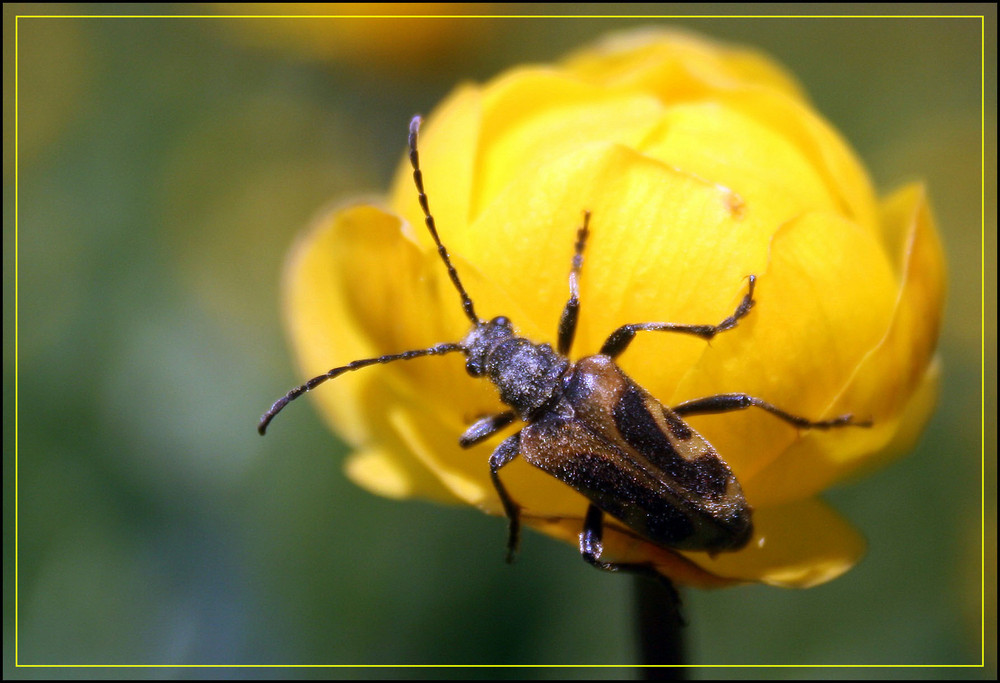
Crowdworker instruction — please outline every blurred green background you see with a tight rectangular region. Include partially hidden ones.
[4,4,995,677]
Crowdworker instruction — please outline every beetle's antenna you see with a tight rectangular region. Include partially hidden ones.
[258,342,464,435]
[409,115,481,326]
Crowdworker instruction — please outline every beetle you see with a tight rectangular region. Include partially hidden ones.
[259,115,866,580]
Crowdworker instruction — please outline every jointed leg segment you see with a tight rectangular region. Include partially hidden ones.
[557,211,591,356]
[460,410,517,447]
[488,433,523,563]
[671,393,868,429]
[600,275,757,358]
[579,503,681,597]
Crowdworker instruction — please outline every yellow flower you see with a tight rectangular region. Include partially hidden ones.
[279,29,946,588]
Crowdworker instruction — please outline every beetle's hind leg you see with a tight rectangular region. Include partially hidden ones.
[580,503,651,576]
[579,504,686,625]
[579,505,678,587]
[671,393,871,429]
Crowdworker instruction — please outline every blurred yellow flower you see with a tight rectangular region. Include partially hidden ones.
[279,29,946,588]
[220,4,489,70]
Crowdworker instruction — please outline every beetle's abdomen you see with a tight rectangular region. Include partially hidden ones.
[520,355,753,552]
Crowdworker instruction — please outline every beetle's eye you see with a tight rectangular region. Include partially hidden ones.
[466,355,486,377]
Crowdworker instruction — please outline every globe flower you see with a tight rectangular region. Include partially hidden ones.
[278,29,946,588]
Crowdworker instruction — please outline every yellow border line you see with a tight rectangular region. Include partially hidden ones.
[14,9,21,672]
[980,12,988,672]
[11,11,990,671]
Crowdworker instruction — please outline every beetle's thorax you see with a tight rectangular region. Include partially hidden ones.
[463,316,569,420]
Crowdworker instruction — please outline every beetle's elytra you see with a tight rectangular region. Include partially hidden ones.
[260,116,866,580]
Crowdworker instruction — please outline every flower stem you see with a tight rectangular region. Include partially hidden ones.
[634,575,686,679]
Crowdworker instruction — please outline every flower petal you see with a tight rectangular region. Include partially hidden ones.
[747,358,941,506]
[833,184,947,418]
[672,210,898,496]
[682,497,867,588]
[284,203,476,504]
[562,27,808,100]
[473,68,665,218]
[739,184,946,504]
[563,29,879,232]
[459,141,774,378]
[715,89,880,233]
[531,516,740,589]
[637,102,846,241]
[389,83,483,250]
[522,495,866,589]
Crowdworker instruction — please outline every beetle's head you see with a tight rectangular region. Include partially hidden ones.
[462,316,515,377]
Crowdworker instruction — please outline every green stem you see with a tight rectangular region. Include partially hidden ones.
[634,575,686,679]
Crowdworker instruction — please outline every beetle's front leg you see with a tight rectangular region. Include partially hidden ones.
[556,211,591,355]
[459,410,517,447]
[488,432,523,563]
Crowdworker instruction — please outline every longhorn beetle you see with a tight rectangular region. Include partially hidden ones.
[259,115,867,580]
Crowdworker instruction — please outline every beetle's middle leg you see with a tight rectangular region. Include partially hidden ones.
[600,275,756,358]
[488,432,523,563]
[671,394,870,429]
